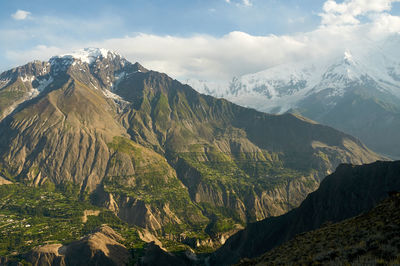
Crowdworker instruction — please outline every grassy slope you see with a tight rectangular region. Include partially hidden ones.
[240,193,400,265]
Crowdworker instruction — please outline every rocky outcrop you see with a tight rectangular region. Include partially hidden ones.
[94,188,187,232]
[211,160,400,265]
[25,225,130,266]
[137,229,165,249]
[26,244,66,266]
[183,225,244,249]
[115,196,181,231]
[0,176,12,185]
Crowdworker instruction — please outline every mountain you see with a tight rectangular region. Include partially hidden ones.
[188,34,400,158]
[0,48,381,248]
[210,160,400,265]
[238,192,400,265]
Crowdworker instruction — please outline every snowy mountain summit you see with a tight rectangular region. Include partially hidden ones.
[190,46,400,114]
[0,48,145,120]
[50,48,120,65]
[187,35,400,158]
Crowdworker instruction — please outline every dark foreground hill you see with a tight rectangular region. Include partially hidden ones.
[238,192,400,265]
[211,160,400,265]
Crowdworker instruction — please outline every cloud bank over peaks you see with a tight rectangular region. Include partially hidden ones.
[3,0,400,83]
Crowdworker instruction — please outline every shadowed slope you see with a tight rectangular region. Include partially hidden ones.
[211,161,400,265]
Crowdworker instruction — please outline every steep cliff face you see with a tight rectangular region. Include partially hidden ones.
[211,160,400,265]
[0,48,383,240]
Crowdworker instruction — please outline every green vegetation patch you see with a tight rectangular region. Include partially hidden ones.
[178,147,307,193]
[0,184,137,257]
[106,136,207,228]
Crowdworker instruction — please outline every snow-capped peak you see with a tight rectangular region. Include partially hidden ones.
[188,37,400,114]
[50,48,119,65]
[343,50,355,65]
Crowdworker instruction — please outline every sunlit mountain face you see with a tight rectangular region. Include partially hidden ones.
[0,47,383,263]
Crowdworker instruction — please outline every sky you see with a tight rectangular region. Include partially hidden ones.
[1,0,400,81]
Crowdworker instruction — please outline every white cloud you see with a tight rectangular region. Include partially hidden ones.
[320,0,400,26]
[11,10,31,20]
[2,1,400,82]
[4,24,400,82]
[225,0,252,7]
[5,45,66,67]
[86,25,388,81]
[242,0,252,7]
[86,32,311,80]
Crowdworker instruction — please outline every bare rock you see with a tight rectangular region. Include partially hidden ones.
[26,225,130,266]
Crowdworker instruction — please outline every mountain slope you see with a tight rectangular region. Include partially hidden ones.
[0,225,131,266]
[26,225,131,266]
[188,35,400,158]
[211,160,400,265]
[239,192,400,265]
[0,48,382,245]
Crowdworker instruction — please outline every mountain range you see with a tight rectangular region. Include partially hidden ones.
[0,47,382,257]
[188,34,400,159]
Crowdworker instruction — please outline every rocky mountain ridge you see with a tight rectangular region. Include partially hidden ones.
[0,48,382,246]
